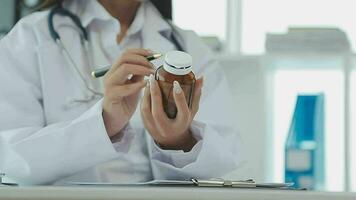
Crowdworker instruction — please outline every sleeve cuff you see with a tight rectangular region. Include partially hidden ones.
[111,123,135,153]
[71,98,119,160]
[150,122,245,180]
[89,99,135,154]
[150,120,205,168]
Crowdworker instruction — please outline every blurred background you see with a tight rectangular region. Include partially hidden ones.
[1,0,355,192]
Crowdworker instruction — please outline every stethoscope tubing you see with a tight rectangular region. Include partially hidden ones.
[47,6,185,102]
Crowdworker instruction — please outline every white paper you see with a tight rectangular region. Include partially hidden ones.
[66,180,195,186]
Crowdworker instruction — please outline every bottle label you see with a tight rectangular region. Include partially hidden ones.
[286,149,312,171]
[157,81,194,119]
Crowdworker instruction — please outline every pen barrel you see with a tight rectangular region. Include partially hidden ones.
[91,54,162,78]
[146,55,156,61]
[92,67,110,78]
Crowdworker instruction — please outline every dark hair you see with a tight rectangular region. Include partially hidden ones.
[37,0,62,10]
[151,0,172,20]
[38,0,172,20]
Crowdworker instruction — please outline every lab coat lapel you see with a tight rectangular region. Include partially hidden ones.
[57,22,92,83]
[54,16,105,93]
[142,29,175,54]
[36,40,93,123]
[141,29,176,69]
[141,2,176,66]
[36,16,103,122]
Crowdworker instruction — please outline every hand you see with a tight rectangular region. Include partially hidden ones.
[102,49,155,138]
[140,75,203,152]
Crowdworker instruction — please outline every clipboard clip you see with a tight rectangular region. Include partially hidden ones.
[190,178,296,189]
[190,178,257,188]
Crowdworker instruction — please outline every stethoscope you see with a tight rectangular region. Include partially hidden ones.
[48,5,185,104]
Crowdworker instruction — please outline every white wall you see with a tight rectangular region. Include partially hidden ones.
[218,55,269,182]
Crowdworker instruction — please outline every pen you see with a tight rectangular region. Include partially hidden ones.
[91,53,162,78]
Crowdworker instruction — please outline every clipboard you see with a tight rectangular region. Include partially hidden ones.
[1,172,305,190]
[0,173,18,187]
[0,173,4,186]
[67,178,306,190]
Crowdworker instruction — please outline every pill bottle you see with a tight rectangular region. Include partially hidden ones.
[155,51,196,119]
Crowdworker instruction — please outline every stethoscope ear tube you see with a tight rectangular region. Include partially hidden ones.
[48,6,89,42]
[48,6,61,41]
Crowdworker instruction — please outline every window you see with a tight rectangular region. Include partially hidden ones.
[173,0,227,42]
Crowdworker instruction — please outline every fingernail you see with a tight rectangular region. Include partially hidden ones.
[173,81,182,94]
[149,74,155,85]
[127,74,133,80]
[160,132,167,138]
[199,76,204,89]
[147,49,155,54]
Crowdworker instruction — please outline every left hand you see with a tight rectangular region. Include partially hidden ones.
[140,75,203,152]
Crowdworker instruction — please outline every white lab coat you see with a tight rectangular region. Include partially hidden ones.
[0,0,244,185]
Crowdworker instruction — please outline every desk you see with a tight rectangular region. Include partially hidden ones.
[0,186,355,200]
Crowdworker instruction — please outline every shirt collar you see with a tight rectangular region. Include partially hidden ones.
[65,0,149,36]
[75,0,114,28]
[143,1,172,34]
[63,0,173,38]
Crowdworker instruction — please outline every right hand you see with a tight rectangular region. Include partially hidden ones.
[102,49,155,138]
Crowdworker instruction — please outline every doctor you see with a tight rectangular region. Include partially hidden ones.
[0,0,244,185]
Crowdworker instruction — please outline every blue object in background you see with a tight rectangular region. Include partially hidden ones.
[285,94,325,190]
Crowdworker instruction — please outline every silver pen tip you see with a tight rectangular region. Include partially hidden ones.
[153,53,163,58]
[91,71,96,78]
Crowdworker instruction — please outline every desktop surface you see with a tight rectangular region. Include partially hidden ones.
[0,185,355,200]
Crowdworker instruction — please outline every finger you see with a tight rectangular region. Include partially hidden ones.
[129,72,149,83]
[126,48,153,57]
[114,64,154,82]
[129,75,144,83]
[191,77,204,118]
[109,64,154,85]
[149,74,168,125]
[172,81,190,122]
[107,80,146,99]
[140,82,160,136]
[114,54,154,71]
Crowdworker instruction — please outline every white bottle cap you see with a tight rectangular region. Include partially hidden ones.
[163,51,192,75]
